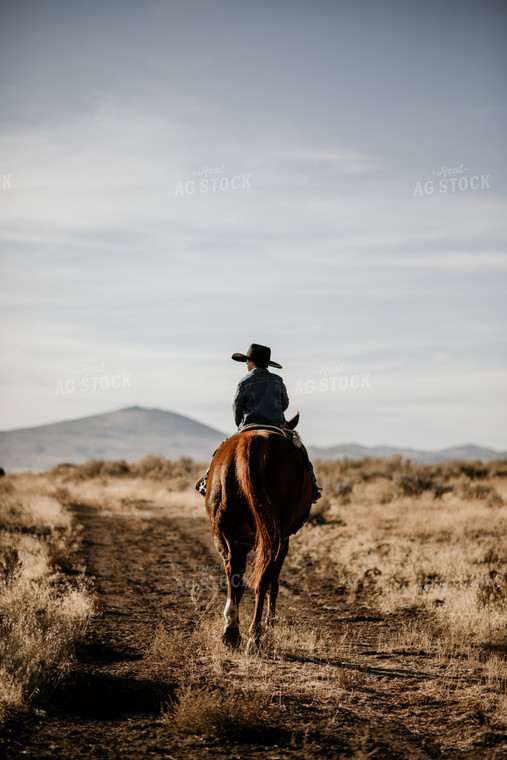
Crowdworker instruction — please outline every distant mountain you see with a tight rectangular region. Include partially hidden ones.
[0,406,227,473]
[0,406,505,473]
[306,442,507,464]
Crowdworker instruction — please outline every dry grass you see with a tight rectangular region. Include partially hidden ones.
[162,682,270,741]
[49,453,506,752]
[3,454,506,756]
[299,456,507,742]
[0,475,93,724]
[306,459,506,646]
[51,455,205,491]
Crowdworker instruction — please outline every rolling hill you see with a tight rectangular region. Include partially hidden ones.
[0,406,227,473]
[306,442,507,464]
[0,406,505,473]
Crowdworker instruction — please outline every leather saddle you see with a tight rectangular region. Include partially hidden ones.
[236,422,293,441]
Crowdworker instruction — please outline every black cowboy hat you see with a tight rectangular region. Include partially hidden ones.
[231,343,282,369]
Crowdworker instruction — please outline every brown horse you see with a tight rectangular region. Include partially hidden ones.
[204,413,312,649]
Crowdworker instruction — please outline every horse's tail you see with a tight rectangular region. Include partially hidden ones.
[235,433,282,590]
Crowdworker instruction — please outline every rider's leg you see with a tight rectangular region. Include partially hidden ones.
[304,457,321,502]
[287,430,321,502]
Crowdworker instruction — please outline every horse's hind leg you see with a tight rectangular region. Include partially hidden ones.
[247,539,289,651]
[266,538,289,626]
[247,565,273,650]
[222,542,249,648]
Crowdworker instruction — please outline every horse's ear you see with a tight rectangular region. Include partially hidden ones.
[286,412,300,430]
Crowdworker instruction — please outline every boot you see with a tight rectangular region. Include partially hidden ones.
[311,480,322,503]
[194,469,209,496]
[312,487,321,502]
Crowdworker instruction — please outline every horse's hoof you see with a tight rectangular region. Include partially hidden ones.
[222,627,241,648]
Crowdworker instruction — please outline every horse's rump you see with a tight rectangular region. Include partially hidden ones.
[234,431,284,588]
[207,430,310,586]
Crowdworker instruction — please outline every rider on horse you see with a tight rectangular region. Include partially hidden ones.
[195,343,322,502]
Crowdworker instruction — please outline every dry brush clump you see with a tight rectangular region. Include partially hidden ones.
[157,611,329,746]
[0,475,93,725]
[314,455,506,494]
[51,455,205,491]
[151,609,279,744]
[162,681,272,742]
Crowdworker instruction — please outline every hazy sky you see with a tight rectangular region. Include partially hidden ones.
[1,0,506,449]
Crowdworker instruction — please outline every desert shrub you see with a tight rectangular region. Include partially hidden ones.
[79,458,106,479]
[322,479,354,503]
[101,459,130,477]
[457,479,503,505]
[488,460,507,478]
[131,454,172,480]
[0,546,19,583]
[313,457,507,489]
[163,682,270,741]
[431,480,454,499]
[309,495,332,524]
[0,580,92,711]
[50,463,79,477]
[393,471,432,497]
[378,487,396,504]
[72,458,131,479]
[0,476,92,724]
[50,455,205,486]
[131,455,203,484]
[354,455,406,482]
[169,476,192,492]
[458,461,489,480]
[486,490,504,508]
[0,483,71,533]
[393,471,451,499]
[171,456,197,476]
[336,480,354,500]
[476,571,507,610]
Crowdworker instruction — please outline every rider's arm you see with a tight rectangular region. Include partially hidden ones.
[233,381,246,427]
[281,380,289,413]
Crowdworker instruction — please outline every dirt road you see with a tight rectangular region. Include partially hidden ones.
[5,496,506,759]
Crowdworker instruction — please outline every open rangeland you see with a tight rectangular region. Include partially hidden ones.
[1,454,506,759]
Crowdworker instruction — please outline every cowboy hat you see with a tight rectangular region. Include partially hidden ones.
[231,343,282,369]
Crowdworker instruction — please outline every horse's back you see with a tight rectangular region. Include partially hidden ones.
[208,429,311,537]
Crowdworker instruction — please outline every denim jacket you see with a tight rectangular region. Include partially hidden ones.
[233,368,289,428]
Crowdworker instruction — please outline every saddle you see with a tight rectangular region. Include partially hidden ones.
[236,422,292,441]
[235,423,306,453]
